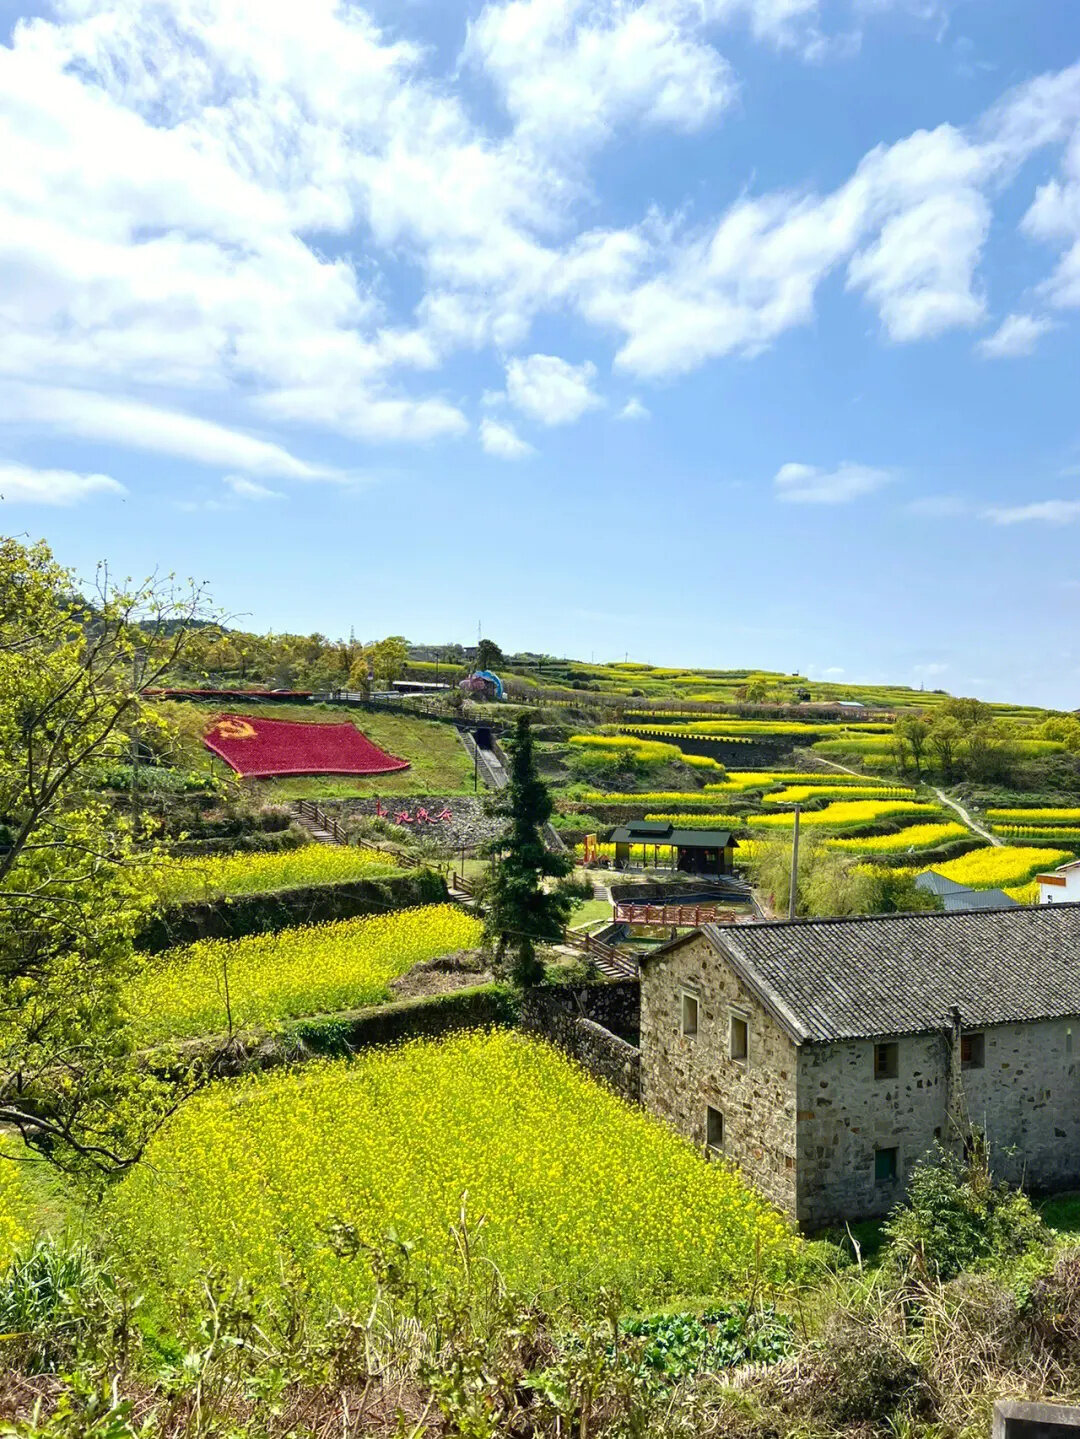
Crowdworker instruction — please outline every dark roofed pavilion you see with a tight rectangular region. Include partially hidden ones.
[608,819,738,876]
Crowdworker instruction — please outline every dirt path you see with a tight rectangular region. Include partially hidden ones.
[814,755,1000,848]
[933,788,1001,846]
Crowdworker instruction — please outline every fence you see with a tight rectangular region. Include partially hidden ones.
[612,902,737,927]
[294,799,419,868]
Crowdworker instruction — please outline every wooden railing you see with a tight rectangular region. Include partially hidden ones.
[562,928,637,980]
[613,902,737,927]
[294,800,418,867]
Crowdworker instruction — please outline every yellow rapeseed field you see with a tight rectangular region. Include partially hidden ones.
[109,1032,796,1312]
[763,785,913,805]
[155,843,401,904]
[932,846,1074,889]
[987,808,1080,822]
[825,822,968,853]
[752,800,940,831]
[127,904,482,1042]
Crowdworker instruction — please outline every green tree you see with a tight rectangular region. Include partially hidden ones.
[475,638,504,672]
[0,537,210,1174]
[482,715,573,986]
[364,635,409,689]
[893,715,930,776]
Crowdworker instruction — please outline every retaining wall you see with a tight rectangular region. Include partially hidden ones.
[137,870,447,951]
[519,981,642,1103]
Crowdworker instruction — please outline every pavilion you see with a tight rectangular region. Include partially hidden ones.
[608,820,738,877]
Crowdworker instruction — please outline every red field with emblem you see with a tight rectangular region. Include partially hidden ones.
[203,714,411,778]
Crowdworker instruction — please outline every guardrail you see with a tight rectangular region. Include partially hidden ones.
[294,799,419,868]
[613,902,737,927]
[562,927,637,980]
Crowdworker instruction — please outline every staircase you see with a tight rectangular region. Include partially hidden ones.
[292,799,346,844]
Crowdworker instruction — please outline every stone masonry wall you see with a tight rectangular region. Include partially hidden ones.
[519,985,641,1103]
[796,1018,1080,1228]
[639,935,798,1215]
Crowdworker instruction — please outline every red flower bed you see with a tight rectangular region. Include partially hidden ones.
[203,714,411,778]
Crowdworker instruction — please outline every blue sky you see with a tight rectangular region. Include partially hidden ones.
[2,0,1080,706]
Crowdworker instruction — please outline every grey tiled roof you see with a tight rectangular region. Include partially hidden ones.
[940,887,1017,912]
[692,905,1080,1044]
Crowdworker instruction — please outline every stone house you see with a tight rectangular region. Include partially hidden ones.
[639,905,1080,1228]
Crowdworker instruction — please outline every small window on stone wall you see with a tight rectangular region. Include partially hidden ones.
[875,1146,899,1185]
[681,991,699,1038]
[706,1106,724,1153]
[730,1014,749,1063]
[874,1041,898,1080]
[961,1032,985,1069]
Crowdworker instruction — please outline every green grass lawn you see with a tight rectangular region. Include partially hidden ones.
[172,701,475,798]
[571,897,614,928]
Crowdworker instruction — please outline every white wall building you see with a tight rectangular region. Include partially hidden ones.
[1037,859,1080,903]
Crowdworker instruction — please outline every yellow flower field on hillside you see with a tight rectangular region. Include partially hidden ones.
[155,843,400,904]
[932,846,1074,889]
[825,822,968,853]
[752,800,940,831]
[128,904,482,1042]
[109,1032,797,1313]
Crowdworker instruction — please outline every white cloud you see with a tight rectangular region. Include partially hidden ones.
[0,461,125,505]
[480,417,535,459]
[773,460,892,504]
[984,499,1080,525]
[0,0,1078,475]
[467,0,738,152]
[618,397,650,420]
[505,354,602,425]
[224,475,283,501]
[0,385,336,480]
[976,312,1055,358]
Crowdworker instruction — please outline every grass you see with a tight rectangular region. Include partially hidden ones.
[108,1031,796,1314]
[571,897,614,927]
[171,700,475,798]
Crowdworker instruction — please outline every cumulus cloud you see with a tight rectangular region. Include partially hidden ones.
[505,354,602,425]
[480,417,535,459]
[983,499,1080,525]
[618,397,651,420]
[0,461,125,505]
[774,461,892,504]
[0,0,1078,479]
[976,312,1055,357]
[0,385,336,480]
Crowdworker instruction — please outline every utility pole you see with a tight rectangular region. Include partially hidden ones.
[788,804,801,921]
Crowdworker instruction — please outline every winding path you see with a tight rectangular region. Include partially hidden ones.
[932,788,1001,846]
[811,755,1000,847]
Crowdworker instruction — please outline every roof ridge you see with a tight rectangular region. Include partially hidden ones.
[742,899,1077,930]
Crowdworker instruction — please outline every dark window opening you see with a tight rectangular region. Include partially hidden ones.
[874,1041,898,1080]
[681,992,699,1038]
[875,1147,899,1185]
[730,1015,749,1063]
[961,1032,985,1069]
[706,1106,724,1153]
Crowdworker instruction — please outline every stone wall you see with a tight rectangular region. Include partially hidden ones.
[137,870,447,951]
[519,983,641,1102]
[796,1018,1080,1227]
[639,934,798,1215]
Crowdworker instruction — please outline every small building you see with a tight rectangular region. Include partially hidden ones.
[639,905,1080,1227]
[608,820,737,876]
[915,870,1017,911]
[1037,859,1080,904]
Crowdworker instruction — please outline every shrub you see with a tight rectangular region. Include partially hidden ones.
[884,1142,1048,1282]
[805,1310,926,1425]
[0,1238,130,1374]
[621,1303,792,1384]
